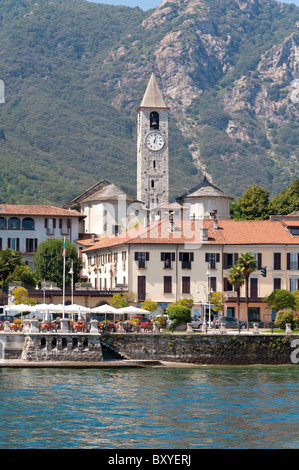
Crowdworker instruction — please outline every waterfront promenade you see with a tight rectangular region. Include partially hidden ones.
[0,318,297,366]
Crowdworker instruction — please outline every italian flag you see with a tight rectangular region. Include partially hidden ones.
[62,239,66,258]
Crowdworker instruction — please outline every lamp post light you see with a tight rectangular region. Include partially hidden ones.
[35,280,46,316]
[69,260,74,305]
[206,269,213,328]
[197,272,212,328]
[196,284,206,326]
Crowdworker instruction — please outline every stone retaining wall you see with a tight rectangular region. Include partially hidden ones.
[0,333,103,362]
[0,332,298,364]
[22,334,103,362]
[0,334,24,359]
[101,333,297,365]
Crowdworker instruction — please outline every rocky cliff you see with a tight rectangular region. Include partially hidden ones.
[0,0,297,203]
[106,0,298,198]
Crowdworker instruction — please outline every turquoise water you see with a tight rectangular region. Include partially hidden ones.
[0,365,298,449]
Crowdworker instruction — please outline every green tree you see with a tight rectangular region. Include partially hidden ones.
[228,265,245,327]
[230,202,246,220]
[274,309,298,330]
[110,291,135,308]
[109,294,124,308]
[0,249,24,285]
[141,299,158,313]
[235,185,271,220]
[210,292,224,313]
[293,290,299,312]
[177,298,194,309]
[236,253,257,327]
[166,304,191,330]
[13,287,37,306]
[271,179,299,215]
[33,239,81,289]
[265,289,296,311]
[7,264,37,289]
[157,313,167,329]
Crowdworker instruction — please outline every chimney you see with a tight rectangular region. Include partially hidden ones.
[190,213,195,233]
[210,210,218,230]
[91,234,95,243]
[200,228,209,242]
[169,211,175,233]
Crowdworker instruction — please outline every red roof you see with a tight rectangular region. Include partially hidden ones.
[280,219,299,228]
[0,204,84,217]
[82,218,299,252]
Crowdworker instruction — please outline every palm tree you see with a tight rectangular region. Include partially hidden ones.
[236,253,257,328]
[228,265,245,329]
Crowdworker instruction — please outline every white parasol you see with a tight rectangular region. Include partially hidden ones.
[4,304,35,319]
[5,304,34,312]
[56,304,92,321]
[33,303,63,312]
[117,306,150,316]
[33,303,64,321]
[90,304,120,323]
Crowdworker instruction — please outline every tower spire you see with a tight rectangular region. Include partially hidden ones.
[138,73,169,110]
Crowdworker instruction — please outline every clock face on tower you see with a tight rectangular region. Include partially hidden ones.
[145,132,165,151]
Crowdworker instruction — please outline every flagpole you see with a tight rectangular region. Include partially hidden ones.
[63,237,66,319]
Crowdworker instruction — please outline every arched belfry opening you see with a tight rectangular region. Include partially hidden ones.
[150,111,159,130]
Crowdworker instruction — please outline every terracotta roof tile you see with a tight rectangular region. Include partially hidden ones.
[0,204,84,217]
[76,237,103,246]
[216,220,298,244]
[82,218,299,253]
[280,220,299,227]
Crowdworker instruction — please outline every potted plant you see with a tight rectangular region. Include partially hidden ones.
[158,314,167,331]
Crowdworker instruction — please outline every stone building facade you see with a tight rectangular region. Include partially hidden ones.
[82,215,299,325]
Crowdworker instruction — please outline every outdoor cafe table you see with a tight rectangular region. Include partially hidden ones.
[73,321,86,332]
[10,322,21,332]
[40,321,56,332]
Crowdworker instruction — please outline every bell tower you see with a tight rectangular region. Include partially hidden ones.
[137,73,169,209]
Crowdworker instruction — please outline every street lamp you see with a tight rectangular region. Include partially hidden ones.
[197,271,212,328]
[35,279,46,304]
[206,269,213,328]
[197,283,206,326]
[69,260,74,305]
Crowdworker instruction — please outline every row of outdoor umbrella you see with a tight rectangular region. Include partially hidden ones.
[3,303,150,322]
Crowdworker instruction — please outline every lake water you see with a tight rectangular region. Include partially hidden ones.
[0,365,298,449]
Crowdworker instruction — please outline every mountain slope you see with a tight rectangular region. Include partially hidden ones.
[0,0,297,205]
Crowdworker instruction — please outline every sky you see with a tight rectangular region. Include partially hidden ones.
[86,0,299,10]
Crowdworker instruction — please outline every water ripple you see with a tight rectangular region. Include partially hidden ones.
[0,365,299,448]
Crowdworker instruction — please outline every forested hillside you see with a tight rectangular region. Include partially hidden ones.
[0,0,297,205]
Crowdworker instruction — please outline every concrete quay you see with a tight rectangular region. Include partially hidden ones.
[0,359,165,368]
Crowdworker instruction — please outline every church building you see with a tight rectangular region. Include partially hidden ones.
[72,73,235,282]
[66,73,232,247]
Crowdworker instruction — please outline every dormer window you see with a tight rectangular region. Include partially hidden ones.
[150,111,159,130]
